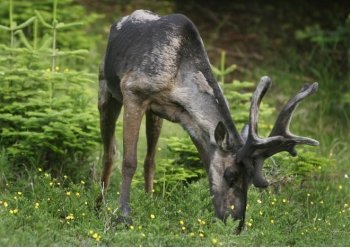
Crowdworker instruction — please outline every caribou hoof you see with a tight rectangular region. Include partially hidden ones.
[113,215,133,228]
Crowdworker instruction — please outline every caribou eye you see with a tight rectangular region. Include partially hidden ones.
[223,167,239,184]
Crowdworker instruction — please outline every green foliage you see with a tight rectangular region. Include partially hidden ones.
[211,51,236,85]
[295,15,350,50]
[0,0,103,71]
[0,60,99,173]
[295,14,350,113]
[0,0,102,49]
[0,0,100,178]
[263,148,333,188]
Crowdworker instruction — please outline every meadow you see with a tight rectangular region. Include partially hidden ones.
[0,0,349,246]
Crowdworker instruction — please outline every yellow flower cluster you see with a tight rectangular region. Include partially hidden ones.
[197,218,206,225]
[10,208,18,214]
[65,213,74,220]
[247,218,253,227]
[89,230,101,242]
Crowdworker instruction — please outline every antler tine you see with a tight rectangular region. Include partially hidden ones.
[236,76,272,163]
[249,76,272,138]
[268,82,319,155]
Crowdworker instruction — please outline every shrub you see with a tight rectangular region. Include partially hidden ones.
[0,0,100,179]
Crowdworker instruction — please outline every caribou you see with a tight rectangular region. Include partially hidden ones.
[96,10,319,233]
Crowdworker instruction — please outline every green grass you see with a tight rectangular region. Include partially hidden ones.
[0,164,349,246]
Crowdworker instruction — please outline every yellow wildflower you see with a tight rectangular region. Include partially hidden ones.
[179,220,185,225]
[181,226,186,231]
[150,214,155,219]
[92,232,101,241]
[75,192,80,197]
[65,213,74,220]
[80,180,85,185]
[211,238,218,245]
[4,201,8,208]
[17,192,22,196]
[10,208,18,214]
[34,202,40,209]
[129,225,134,230]
[270,219,275,224]
[66,191,71,196]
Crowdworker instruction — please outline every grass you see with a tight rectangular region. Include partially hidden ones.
[0,162,349,246]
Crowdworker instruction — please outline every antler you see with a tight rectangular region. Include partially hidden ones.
[236,76,319,186]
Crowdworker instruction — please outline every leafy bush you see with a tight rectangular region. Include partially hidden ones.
[0,0,100,179]
[0,0,103,71]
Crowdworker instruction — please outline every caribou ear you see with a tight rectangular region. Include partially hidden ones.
[215,121,230,151]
